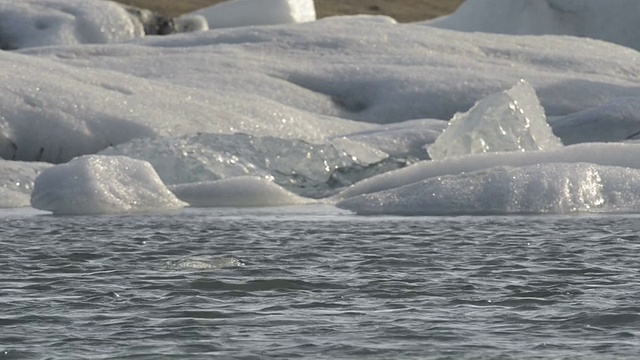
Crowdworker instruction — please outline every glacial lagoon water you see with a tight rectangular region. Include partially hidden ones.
[2,205,640,359]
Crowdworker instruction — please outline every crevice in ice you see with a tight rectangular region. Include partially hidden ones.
[284,73,372,115]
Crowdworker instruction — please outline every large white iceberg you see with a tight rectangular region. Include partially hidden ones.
[189,0,316,29]
[30,155,186,215]
[426,0,640,51]
[337,163,640,216]
[427,80,562,160]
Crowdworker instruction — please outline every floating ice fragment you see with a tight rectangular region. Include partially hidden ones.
[30,155,186,215]
[428,80,563,160]
[166,256,245,270]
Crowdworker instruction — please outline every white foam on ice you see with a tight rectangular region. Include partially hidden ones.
[337,162,640,216]
[169,177,312,207]
[30,155,186,215]
[426,0,640,51]
[189,0,316,29]
[428,80,562,160]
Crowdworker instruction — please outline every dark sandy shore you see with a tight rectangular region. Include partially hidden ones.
[115,0,464,22]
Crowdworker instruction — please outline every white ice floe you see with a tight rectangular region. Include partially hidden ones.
[426,0,640,51]
[30,155,186,215]
[169,177,311,207]
[427,80,562,160]
[337,162,640,216]
[189,0,316,29]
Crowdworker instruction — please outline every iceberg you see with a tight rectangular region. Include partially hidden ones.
[189,0,316,29]
[30,155,186,215]
[169,177,311,207]
[426,0,640,51]
[428,80,563,160]
[337,162,640,216]
[2,0,640,216]
[5,18,640,165]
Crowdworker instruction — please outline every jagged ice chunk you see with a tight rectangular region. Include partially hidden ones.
[428,80,563,160]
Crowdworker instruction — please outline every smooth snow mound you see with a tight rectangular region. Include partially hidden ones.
[30,155,186,215]
[426,0,640,51]
[189,0,316,29]
[428,80,562,160]
[338,163,640,216]
[169,177,311,207]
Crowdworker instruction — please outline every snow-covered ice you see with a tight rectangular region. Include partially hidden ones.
[427,80,562,160]
[189,0,316,29]
[1,0,640,215]
[30,155,186,215]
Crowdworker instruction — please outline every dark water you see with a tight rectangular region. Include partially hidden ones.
[2,206,640,359]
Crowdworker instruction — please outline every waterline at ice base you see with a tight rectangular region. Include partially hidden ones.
[3,0,640,216]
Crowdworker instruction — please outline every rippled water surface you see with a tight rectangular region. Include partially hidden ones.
[2,206,640,359]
